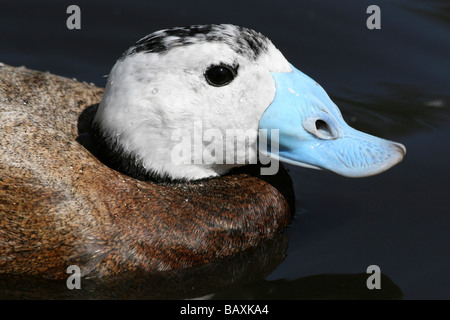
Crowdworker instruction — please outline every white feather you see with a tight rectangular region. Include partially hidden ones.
[94,25,291,180]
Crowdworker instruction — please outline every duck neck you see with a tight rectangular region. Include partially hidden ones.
[87,122,164,182]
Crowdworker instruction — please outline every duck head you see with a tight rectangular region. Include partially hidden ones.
[94,24,405,180]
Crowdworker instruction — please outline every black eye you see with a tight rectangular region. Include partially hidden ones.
[204,65,236,87]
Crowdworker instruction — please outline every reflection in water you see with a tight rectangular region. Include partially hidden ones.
[0,229,403,299]
[0,234,289,299]
[213,273,403,300]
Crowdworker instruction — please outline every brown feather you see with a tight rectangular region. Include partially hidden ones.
[0,64,294,279]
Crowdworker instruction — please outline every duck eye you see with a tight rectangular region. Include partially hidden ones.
[204,65,236,87]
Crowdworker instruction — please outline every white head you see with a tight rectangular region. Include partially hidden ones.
[94,24,291,180]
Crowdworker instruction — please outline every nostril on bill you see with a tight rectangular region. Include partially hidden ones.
[303,116,338,140]
[315,119,331,135]
[315,119,336,139]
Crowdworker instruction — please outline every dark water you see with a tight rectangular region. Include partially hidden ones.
[1,0,449,299]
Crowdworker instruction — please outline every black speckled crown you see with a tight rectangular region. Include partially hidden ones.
[122,24,270,61]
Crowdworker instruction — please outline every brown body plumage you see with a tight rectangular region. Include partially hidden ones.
[0,64,294,279]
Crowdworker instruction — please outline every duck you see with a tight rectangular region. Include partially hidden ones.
[0,24,405,280]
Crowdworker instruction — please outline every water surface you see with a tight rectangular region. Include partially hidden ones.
[0,0,449,299]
